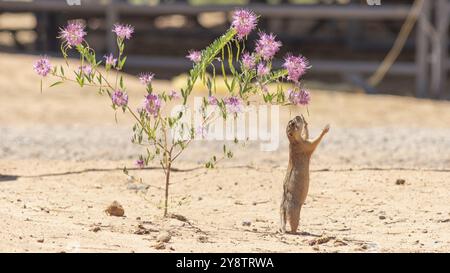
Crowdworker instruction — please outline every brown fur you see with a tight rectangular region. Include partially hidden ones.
[280,115,329,233]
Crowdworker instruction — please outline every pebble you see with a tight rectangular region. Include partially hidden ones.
[157,231,171,243]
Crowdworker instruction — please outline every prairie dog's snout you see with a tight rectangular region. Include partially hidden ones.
[288,116,304,128]
[294,115,303,123]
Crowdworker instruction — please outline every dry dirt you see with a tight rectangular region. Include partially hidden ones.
[1,53,450,252]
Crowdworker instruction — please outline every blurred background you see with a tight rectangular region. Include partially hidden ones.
[0,0,448,98]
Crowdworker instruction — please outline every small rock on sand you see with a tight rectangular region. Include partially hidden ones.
[309,235,334,246]
[197,236,209,243]
[157,231,171,243]
[126,183,149,192]
[334,240,348,247]
[105,201,125,217]
[169,213,188,222]
[153,242,165,250]
[90,226,101,233]
[396,179,406,185]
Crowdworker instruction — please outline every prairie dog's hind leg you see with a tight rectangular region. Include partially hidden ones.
[287,203,301,234]
[279,203,287,233]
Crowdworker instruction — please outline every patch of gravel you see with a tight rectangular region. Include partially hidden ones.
[0,125,139,161]
[1,125,450,169]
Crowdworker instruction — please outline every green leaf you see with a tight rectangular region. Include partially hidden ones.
[49,81,64,88]
[227,43,236,76]
[263,69,288,85]
[119,76,124,89]
[119,40,125,54]
[182,28,237,104]
[118,56,127,70]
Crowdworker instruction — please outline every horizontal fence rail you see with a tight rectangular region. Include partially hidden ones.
[0,0,448,98]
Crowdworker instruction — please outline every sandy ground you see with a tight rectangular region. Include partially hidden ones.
[1,53,450,252]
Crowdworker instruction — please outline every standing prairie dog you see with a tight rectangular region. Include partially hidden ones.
[280,115,329,234]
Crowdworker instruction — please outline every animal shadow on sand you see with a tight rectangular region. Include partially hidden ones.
[0,175,19,182]
[285,231,322,237]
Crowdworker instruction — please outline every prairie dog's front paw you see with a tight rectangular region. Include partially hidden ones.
[301,114,308,125]
[323,124,330,134]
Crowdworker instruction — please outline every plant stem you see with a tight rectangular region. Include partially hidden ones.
[164,160,171,217]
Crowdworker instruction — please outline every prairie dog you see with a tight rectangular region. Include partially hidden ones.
[280,115,329,234]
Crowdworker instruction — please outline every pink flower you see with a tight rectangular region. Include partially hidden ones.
[59,21,86,47]
[135,159,145,169]
[257,63,270,77]
[287,89,298,105]
[224,96,242,114]
[79,65,93,76]
[241,52,256,70]
[104,53,117,67]
[112,90,128,107]
[231,9,258,40]
[144,94,162,118]
[255,32,282,61]
[299,89,311,105]
[168,90,180,100]
[283,54,310,83]
[288,88,311,106]
[112,23,134,40]
[33,57,52,77]
[138,72,154,86]
[186,50,202,63]
[208,96,218,106]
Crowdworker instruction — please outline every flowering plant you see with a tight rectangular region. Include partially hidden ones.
[34,9,310,216]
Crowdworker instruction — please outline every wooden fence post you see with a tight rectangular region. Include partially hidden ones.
[415,0,431,98]
[430,0,449,98]
[106,0,119,54]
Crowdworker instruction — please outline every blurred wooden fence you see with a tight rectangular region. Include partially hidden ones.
[0,0,448,98]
